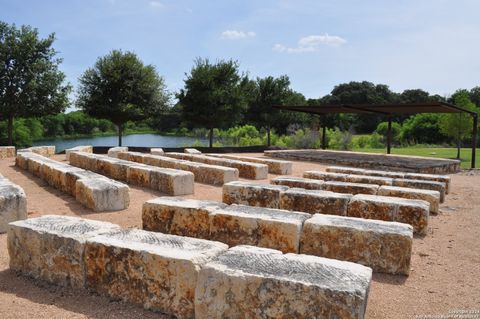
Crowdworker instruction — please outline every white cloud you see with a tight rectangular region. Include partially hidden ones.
[274,33,346,53]
[149,1,164,8]
[220,30,256,40]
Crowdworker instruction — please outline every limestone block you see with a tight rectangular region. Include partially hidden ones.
[300,214,413,275]
[0,181,27,233]
[404,173,451,194]
[347,194,429,235]
[271,176,325,190]
[325,166,367,175]
[84,228,228,319]
[280,188,352,216]
[142,197,226,239]
[27,156,44,176]
[95,156,128,181]
[150,148,164,155]
[164,152,268,180]
[378,185,440,214]
[303,170,348,182]
[149,167,194,195]
[69,151,98,172]
[393,178,446,203]
[210,205,310,253]
[26,145,55,157]
[184,148,201,154]
[126,165,151,187]
[0,146,16,159]
[65,170,104,196]
[107,146,128,158]
[223,181,289,208]
[324,181,379,195]
[7,215,120,288]
[15,153,29,170]
[117,151,145,164]
[195,245,372,319]
[75,178,130,212]
[363,170,405,179]
[65,145,93,161]
[346,174,393,186]
[209,154,292,175]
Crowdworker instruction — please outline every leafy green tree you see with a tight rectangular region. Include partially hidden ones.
[177,58,248,147]
[470,86,480,107]
[401,113,446,144]
[0,21,70,145]
[375,121,402,145]
[77,50,169,146]
[440,90,478,159]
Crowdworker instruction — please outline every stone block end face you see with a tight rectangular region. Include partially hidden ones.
[84,228,227,318]
[0,182,27,233]
[184,148,202,154]
[75,178,130,212]
[300,214,413,275]
[194,245,372,319]
[7,215,120,288]
[150,148,164,155]
[107,147,128,158]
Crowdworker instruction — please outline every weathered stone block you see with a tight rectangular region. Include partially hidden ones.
[363,169,405,179]
[324,181,379,195]
[65,145,93,161]
[404,173,451,194]
[346,174,393,186]
[300,214,413,275]
[210,205,310,253]
[0,180,27,233]
[392,178,446,203]
[7,215,120,288]
[325,166,367,175]
[280,188,352,216]
[184,148,202,154]
[65,170,103,196]
[378,185,440,214]
[75,178,130,212]
[69,151,98,171]
[15,153,29,170]
[84,228,228,319]
[142,197,226,239]
[195,245,372,319]
[27,145,55,157]
[347,194,429,234]
[303,170,348,181]
[117,151,145,163]
[126,165,150,187]
[107,146,128,158]
[0,146,16,159]
[149,167,195,195]
[271,176,325,190]
[95,157,128,181]
[150,148,164,155]
[223,181,289,208]
[209,154,293,175]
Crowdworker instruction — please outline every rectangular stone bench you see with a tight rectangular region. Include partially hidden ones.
[208,153,292,175]
[304,170,348,181]
[0,177,27,233]
[8,215,120,288]
[164,152,268,180]
[300,214,413,275]
[117,151,239,186]
[378,185,440,214]
[85,228,228,319]
[324,180,380,195]
[16,152,129,211]
[280,188,352,216]
[347,194,429,235]
[271,176,325,190]
[185,147,202,154]
[65,145,93,161]
[392,178,446,203]
[107,146,128,158]
[19,145,55,157]
[195,245,372,319]
[150,147,164,155]
[223,181,289,208]
[0,146,16,159]
[70,152,194,196]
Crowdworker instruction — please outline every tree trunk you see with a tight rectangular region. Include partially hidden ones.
[209,127,213,148]
[7,115,14,146]
[118,123,123,147]
[456,139,461,159]
[267,126,271,147]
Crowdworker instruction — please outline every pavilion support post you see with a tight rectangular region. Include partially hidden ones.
[471,113,478,169]
[321,115,327,150]
[387,115,392,154]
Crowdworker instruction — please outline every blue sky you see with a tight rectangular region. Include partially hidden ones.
[3,0,480,110]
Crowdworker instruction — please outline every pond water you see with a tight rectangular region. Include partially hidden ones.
[33,134,207,153]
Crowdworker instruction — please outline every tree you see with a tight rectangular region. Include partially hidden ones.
[0,21,70,145]
[470,86,480,107]
[177,58,248,147]
[246,75,292,146]
[440,90,478,159]
[77,50,169,146]
[401,113,446,144]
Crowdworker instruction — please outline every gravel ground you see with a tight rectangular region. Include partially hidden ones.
[0,153,479,319]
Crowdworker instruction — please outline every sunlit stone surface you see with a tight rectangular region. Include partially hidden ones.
[209,153,292,175]
[223,181,288,208]
[280,188,352,216]
[0,177,27,233]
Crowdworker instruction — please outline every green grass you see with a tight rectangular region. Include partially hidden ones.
[352,147,478,169]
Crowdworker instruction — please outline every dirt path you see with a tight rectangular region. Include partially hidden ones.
[0,154,479,318]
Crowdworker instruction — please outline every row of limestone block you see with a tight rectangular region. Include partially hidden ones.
[18,145,56,157]
[303,170,447,203]
[162,152,269,180]
[0,146,16,159]
[206,153,293,175]
[0,175,27,233]
[16,152,129,211]
[113,150,239,186]
[223,181,430,235]
[65,145,93,161]
[272,176,441,214]
[143,197,413,275]
[69,151,194,195]
[8,215,372,319]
